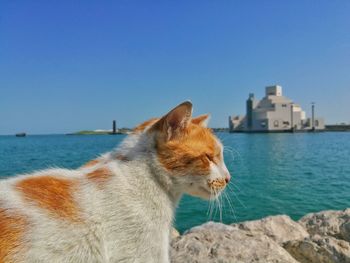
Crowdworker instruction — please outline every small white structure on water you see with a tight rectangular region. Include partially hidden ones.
[229,85,325,132]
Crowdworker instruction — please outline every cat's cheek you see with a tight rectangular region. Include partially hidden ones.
[185,187,212,200]
[183,176,213,200]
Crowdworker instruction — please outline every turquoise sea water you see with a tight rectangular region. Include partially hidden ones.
[1,133,350,233]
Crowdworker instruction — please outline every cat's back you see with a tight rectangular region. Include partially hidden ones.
[0,167,106,263]
[0,159,160,263]
[0,152,172,263]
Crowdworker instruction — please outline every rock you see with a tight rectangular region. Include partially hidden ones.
[341,221,350,242]
[232,215,309,245]
[299,209,350,241]
[170,221,299,263]
[170,209,350,262]
[284,235,350,263]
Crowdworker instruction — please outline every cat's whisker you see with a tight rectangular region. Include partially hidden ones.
[208,188,215,220]
[209,201,214,221]
[227,185,247,209]
[206,194,212,216]
[223,147,244,170]
[219,191,223,222]
[228,182,242,193]
[213,188,223,222]
[223,146,242,160]
[213,189,219,219]
[207,188,215,219]
[215,190,220,220]
[223,148,239,160]
[223,148,237,162]
[221,191,228,217]
[225,175,245,193]
[223,190,237,222]
[222,191,231,214]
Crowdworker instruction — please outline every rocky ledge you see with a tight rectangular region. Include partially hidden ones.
[171,208,350,263]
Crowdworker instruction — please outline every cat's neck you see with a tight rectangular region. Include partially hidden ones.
[114,132,151,156]
[111,132,183,205]
[148,156,183,205]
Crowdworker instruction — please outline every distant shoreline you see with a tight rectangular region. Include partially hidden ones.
[325,124,350,132]
[228,124,350,133]
[67,127,350,135]
[2,125,350,136]
[66,129,132,135]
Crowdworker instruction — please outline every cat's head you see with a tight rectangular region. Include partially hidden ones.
[137,101,231,199]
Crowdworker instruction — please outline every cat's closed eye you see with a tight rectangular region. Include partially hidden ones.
[205,154,214,162]
[186,158,194,165]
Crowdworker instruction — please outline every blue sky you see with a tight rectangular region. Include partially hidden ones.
[1,1,349,134]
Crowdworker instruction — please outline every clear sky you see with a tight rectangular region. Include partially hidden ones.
[1,1,349,135]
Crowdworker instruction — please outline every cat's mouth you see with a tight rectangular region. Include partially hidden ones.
[207,178,226,191]
[199,184,225,199]
[188,179,227,199]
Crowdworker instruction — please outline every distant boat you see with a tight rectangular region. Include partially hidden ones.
[15,133,26,137]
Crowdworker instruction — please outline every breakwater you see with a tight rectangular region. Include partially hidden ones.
[171,208,350,263]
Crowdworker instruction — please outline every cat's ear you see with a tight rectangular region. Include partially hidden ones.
[152,101,193,141]
[192,114,210,127]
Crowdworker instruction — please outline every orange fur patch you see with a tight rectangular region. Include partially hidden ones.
[208,178,226,190]
[86,167,112,185]
[133,118,159,133]
[16,176,80,221]
[0,208,27,263]
[156,123,221,175]
[81,159,99,168]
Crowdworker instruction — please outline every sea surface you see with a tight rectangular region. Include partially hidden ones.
[1,133,350,233]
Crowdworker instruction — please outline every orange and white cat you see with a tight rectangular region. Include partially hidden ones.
[0,101,230,263]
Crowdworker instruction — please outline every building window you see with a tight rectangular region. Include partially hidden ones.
[282,104,287,107]
[315,120,319,127]
[283,121,290,126]
[274,120,279,127]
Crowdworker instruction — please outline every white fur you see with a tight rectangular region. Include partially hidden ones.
[1,129,228,263]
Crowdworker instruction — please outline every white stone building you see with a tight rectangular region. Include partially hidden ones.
[229,85,325,132]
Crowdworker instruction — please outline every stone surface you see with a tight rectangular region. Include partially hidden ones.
[341,221,350,242]
[299,209,350,241]
[232,215,309,245]
[170,209,350,263]
[284,235,350,263]
[170,222,299,263]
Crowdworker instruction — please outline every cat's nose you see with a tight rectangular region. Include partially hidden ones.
[225,172,231,184]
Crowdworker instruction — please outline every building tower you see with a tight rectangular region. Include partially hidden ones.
[311,102,315,131]
[112,120,117,134]
[246,93,255,130]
